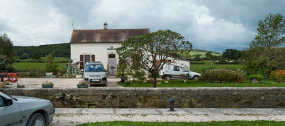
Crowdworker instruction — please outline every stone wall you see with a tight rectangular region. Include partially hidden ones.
[1,87,285,108]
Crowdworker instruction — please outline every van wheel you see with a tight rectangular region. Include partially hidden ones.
[27,113,45,126]
[193,76,199,80]
[165,76,171,80]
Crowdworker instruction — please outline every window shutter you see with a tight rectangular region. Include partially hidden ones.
[80,55,83,69]
[91,55,95,62]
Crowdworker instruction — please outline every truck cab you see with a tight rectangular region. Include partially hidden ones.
[83,61,107,86]
[160,63,201,80]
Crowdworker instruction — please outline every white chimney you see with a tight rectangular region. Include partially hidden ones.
[104,22,108,29]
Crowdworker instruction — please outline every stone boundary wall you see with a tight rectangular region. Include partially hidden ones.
[0,87,285,108]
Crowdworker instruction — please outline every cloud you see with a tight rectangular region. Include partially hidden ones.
[0,0,284,52]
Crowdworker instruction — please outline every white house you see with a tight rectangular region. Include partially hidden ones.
[70,23,149,76]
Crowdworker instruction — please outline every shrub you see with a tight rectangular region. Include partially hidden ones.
[199,69,244,83]
[270,70,285,82]
[249,74,264,81]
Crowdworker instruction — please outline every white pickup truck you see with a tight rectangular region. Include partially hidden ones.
[159,63,201,80]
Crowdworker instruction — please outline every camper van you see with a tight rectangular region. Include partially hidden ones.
[160,63,201,80]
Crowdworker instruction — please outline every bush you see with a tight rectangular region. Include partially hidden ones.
[270,70,285,82]
[131,70,146,84]
[249,74,264,81]
[199,69,244,83]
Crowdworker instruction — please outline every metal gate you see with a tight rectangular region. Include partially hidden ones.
[108,58,117,76]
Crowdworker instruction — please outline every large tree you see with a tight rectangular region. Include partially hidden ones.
[243,13,285,76]
[117,30,192,87]
[0,33,17,72]
[222,49,241,60]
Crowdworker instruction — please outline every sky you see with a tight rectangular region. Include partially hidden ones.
[0,0,284,53]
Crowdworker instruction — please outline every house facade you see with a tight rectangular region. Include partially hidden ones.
[70,23,149,76]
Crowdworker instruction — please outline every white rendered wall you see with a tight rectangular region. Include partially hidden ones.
[70,43,121,67]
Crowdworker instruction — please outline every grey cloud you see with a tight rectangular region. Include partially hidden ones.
[0,0,284,52]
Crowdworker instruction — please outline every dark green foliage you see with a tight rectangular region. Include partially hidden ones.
[117,30,192,83]
[32,49,42,61]
[223,49,241,60]
[45,53,59,75]
[14,43,70,58]
[0,33,17,72]
[243,13,285,76]
[249,74,264,81]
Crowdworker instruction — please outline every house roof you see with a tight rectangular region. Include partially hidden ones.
[70,28,150,43]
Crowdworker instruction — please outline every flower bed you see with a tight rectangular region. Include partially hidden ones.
[199,69,244,83]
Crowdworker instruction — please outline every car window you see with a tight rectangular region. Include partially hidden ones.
[85,64,104,72]
[0,96,4,107]
[174,66,180,71]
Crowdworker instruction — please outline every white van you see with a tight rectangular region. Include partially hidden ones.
[83,61,107,86]
[159,63,201,80]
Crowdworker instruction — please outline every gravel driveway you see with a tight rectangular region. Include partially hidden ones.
[4,77,121,88]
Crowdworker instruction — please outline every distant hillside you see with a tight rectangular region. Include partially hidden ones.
[190,49,221,58]
[14,43,70,58]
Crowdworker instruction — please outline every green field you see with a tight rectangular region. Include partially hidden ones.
[20,57,70,62]
[119,80,285,87]
[13,62,67,71]
[79,121,285,126]
[190,61,242,73]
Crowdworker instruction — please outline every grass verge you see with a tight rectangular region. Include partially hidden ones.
[78,121,285,126]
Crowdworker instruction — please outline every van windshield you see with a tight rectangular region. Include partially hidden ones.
[85,64,104,72]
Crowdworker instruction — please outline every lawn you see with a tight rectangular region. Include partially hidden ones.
[78,121,285,126]
[13,62,67,71]
[119,80,285,87]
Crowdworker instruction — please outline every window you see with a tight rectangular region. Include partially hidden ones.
[85,64,104,72]
[108,54,115,58]
[174,66,180,71]
[84,55,90,64]
[0,96,4,107]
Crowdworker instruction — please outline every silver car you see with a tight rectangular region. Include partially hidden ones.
[83,61,107,86]
[0,91,55,126]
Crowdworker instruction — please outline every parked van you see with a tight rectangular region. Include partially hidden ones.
[159,63,201,80]
[83,61,107,86]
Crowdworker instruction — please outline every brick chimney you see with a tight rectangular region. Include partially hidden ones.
[104,22,108,29]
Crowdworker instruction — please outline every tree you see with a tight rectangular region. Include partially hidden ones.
[222,49,241,60]
[205,51,213,60]
[243,13,285,76]
[0,33,16,72]
[32,49,42,61]
[45,53,59,75]
[117,30,192,87]
[20,53,29,59]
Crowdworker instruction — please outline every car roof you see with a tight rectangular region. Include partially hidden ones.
[86,61,103,65]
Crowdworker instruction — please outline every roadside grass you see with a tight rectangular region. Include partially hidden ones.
[119,80,285,87]
[78,121,285,126]
[13,62,67,71]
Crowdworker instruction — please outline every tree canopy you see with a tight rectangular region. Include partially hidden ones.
[243,13,285,76]
[0,33,17,72]
[117,29,192,85]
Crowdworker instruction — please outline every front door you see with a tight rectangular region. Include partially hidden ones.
[108,54,117,76]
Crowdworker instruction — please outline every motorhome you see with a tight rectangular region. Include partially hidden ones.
[159,63,201,80]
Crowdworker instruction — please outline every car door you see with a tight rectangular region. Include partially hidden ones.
[172,65,181,77]
[0,95,22,126]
